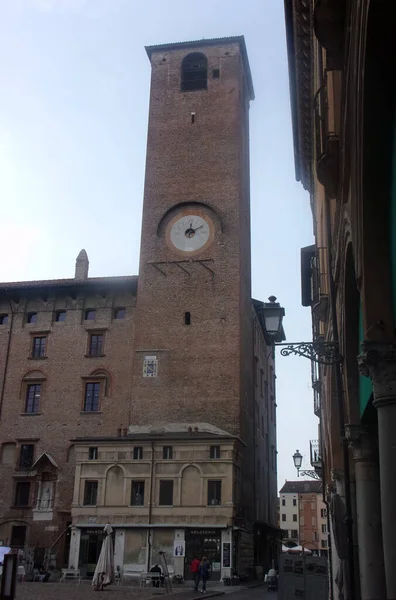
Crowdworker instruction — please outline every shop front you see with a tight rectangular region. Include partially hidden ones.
[184,528,222,581]
[77,528,115,577]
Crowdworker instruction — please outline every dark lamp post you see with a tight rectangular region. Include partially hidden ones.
[258,296,342,365]
[292,449,303,471]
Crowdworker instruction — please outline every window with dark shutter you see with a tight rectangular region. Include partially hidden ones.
[159,480,174,505]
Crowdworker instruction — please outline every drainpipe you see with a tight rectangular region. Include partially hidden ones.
[147,440,155,570]
[324,195,356,600]
[0,295,14,420]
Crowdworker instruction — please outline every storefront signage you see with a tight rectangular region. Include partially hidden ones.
[189,530,217,536]
[222,542,231,568]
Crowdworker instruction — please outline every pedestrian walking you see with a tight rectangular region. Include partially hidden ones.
[190,556,201,591]
[199,556,210,593]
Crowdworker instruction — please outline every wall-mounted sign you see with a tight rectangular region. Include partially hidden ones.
[222,542,231,568]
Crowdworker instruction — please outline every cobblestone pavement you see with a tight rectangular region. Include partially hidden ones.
[15,580,270,600]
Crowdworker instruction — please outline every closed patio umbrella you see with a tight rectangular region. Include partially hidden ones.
[330,493,349,600]
[0,547,11,563]
[92,524,114,591]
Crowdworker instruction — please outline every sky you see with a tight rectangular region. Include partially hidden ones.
[0,0,317,489]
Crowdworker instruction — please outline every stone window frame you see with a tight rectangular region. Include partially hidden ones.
[81,369,112,413]
[207,480,222,506]
[82,380,102,413]
[20,370,46,416]
[29,330,50,360]
[85,330,106,358]
[83,480,98,506]
[14,480,32,508]
[130,480,145,506]
[158,479,174,506]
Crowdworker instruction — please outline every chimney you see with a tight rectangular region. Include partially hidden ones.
[75,249,89,280]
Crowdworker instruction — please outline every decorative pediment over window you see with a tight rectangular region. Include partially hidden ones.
[31,452,59,472]
[24,370,46,380]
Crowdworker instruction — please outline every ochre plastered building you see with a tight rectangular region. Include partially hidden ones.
[0,37,279,580]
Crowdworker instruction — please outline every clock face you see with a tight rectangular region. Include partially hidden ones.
[169,214,211,253]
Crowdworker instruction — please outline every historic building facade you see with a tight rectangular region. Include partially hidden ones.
[279,481,328,556]
[284,1,395,598]
[0,37,279,579]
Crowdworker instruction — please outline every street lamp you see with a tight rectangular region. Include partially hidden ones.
[292,449,321,480]
[258,297,343,365]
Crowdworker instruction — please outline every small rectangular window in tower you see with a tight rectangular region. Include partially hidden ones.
[88,333,103,357]
[15,482,31,507]
[131,481,145,506]
[212,68,220,78]
[0,314,9,325]
[210,445,220,459]
[85,309,96,321]
[163,446,173,459]
[114,307,126,319]
[133,446,143,460]
[184,312,191,325]
[55,310,66,322]
[159,480,174,505]
[31,336,46,358]
[88,447,98,460]
[191,112,195,124]
[143,356,158,378]
[25,384,41,413]
[27,312,38,324]
[83,481,98,506]
[207,480,221,505]
[19,444,34,469]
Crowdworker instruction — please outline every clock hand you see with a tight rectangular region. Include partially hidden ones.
[193,225,204,232]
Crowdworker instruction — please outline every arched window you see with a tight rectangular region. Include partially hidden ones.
[181,53,208,92]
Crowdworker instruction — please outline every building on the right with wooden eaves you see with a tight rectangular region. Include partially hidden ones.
[284,1,395,600]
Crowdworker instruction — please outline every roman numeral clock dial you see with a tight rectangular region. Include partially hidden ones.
[168,214,213,254]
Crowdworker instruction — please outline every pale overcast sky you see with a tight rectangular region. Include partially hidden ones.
[0,0,317,489]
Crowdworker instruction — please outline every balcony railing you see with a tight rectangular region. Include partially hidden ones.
[310,440,322,473]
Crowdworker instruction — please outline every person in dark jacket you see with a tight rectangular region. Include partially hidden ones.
[199,557,210,593]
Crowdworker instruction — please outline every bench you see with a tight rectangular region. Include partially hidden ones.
[121,567,143,584]
[60,569,81,584]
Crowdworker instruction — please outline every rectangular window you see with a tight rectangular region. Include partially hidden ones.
[207,480,222,505]
[291,530,298,538]
[131,481,145,506]
[27,312,38,324]
[10,525,26,547]
[0,314,9,325]
[32,336,46,358]
[281,514,286,522]
[212,68,220,78]
[15,482,30,507]
[133,446,143,460]
[321,508,327,518]
[84,382,100,412]
[143,356,158,377]
[83,481,98,506]
[19,444,34,469]
[293,498,297,506]
[114,307,126,319]
[25,383,41,413]
[293,514,297,522]
[88,447,98,460]
[281,498,286,506]
[321,539,327,548]
[321,524,327,533]
[88,334,103,357]
[55,310,66,322]
[159,480,174,506]
[210,445,220,459]
[163,446,173,459]
[84,309,96,321]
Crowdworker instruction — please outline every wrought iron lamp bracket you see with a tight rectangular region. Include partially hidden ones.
[298,470,322,480]
[276,341,342,365]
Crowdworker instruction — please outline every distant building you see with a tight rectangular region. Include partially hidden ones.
[279,481,328,555]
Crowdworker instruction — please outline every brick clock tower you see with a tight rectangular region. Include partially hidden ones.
[132,37,254,435]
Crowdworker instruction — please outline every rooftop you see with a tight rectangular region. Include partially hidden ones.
[279,480,322,494]
[145,36,254,101]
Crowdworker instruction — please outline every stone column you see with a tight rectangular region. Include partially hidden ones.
[359,342,396,599]
[345,424,386,600]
